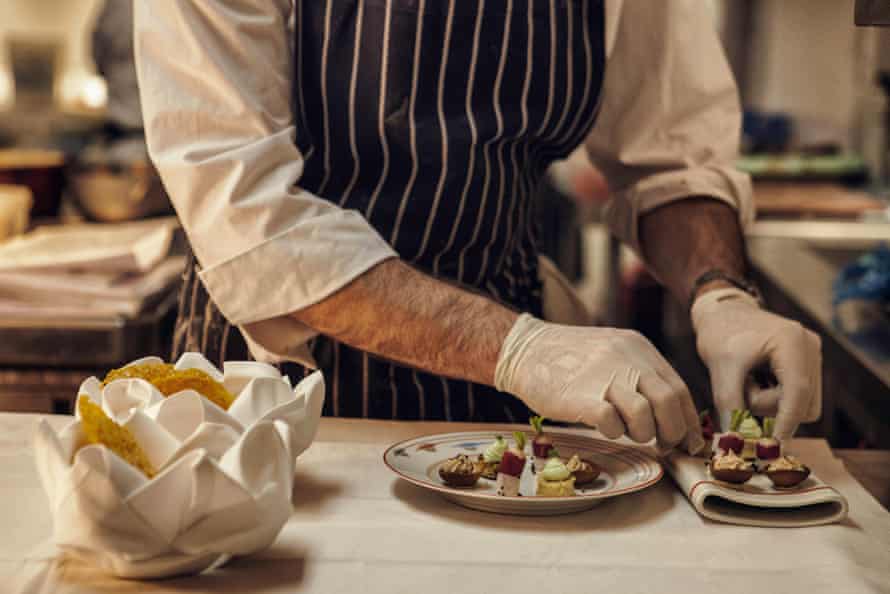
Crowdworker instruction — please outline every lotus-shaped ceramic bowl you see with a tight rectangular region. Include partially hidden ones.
[34,353,325,578]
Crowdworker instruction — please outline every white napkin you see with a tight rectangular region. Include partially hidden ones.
[665,451,849,527]
[33,353,325,579]
[0,218,177,274]
[0,256,185,315]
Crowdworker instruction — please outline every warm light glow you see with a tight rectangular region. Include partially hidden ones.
[0,69,13,110]
[58,72,107,112]
[81,75,107,110]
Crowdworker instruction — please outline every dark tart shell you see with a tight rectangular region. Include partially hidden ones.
[570,459,601,486]
[766,466,810,488]
[710,466,755,484]
[438,457,482,487]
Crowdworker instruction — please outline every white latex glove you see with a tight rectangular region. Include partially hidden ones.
[495,314,705,454]
[691,288,822,441]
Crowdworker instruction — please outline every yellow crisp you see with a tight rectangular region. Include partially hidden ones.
[78,397,156,478]
[102,363,235,410]
[150,368,235,410]
[102,362,176,386]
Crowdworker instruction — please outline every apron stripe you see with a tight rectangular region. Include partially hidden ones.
[549,0,593,156]
[362,352,369,418]
[513,2,553,284]
[365,0,394,218]
[339,0,367,207]
[467,382,475,421]
[543,2,603,162]
[185,266,200,350]
[486,279,506,305]
[332,339,340,416]
[498,0,534,275]
[543,1,575,143]
[316,0,334,196]
[457,0,509,284]
[441,377,452,422]
[389,363,398,419]
[217,320,230,369]
[472,0,514,286]
[412,370,426,420]
[294,0,312,157]
[200,295,213,354]
[535,1,558,139]
[413,0,456,263]
[170,259,191,359]
[517,1,558,280]
[454,0,487,283]
[503,404,516,424]
[389,0,425,245]
[431,1,484,275]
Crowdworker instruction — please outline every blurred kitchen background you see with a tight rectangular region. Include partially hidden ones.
[0,1,888,471]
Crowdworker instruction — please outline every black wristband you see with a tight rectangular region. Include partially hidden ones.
[688,269,763,311]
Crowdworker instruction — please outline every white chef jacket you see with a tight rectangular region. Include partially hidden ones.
[134,0,753,365]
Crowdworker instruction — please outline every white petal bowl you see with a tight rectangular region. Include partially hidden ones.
[34,353,325,579]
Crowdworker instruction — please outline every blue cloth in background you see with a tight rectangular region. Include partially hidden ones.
[833,244,890,306]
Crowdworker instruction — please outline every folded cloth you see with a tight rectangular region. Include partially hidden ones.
[0,218,177,274]
[0,256,185,318]
[665,451,848,527]
[33,353,325,579]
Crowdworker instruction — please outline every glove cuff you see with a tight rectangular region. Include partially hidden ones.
[690,287,761,332]
[494,313,548,393]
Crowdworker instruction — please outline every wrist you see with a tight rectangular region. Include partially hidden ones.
[687,269,762,312]
[494,313,548,393]
[694,279,735,298]
[478,305,521,386]
[690,287,761,332]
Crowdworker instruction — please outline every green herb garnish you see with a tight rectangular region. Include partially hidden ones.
[762,417,776,438]
[729,409,748,432]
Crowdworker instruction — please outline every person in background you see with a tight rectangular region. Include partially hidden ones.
[134,0,821,451]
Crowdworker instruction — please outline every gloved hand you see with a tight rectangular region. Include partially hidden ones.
[495,314,705,454]
[691,288,822,441]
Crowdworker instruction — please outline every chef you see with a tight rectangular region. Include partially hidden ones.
[134,0,821,451]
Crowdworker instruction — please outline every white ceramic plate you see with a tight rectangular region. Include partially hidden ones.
[383,430,663,516]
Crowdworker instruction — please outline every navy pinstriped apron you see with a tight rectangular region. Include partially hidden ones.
[173,0,606,422]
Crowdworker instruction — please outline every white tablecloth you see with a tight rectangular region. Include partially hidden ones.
[4,414,890,594]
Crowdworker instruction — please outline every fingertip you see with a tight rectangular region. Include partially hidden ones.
[772,415,797,442]
[593,404,626,440]
[806,375,822,423]
[803,406,822,424]
[710,368,748,430]
[683,427,706,456]
[748,386,781,418]
[656,425,687,451]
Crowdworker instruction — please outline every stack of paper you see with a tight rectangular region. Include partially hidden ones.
[0,218,183,318]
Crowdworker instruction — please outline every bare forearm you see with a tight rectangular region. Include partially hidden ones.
[292,259,518,385]
[639,197,747,304]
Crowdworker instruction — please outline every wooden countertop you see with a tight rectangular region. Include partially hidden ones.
[833,449,890,510]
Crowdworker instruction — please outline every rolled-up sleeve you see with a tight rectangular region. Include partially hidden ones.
[586,0,754,253]
[134,0,397,362]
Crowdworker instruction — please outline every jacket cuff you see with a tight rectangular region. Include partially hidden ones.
[603,167,754,254]
[198,209,398,325]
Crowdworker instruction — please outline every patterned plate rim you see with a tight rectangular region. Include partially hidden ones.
[383,430,663,502]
